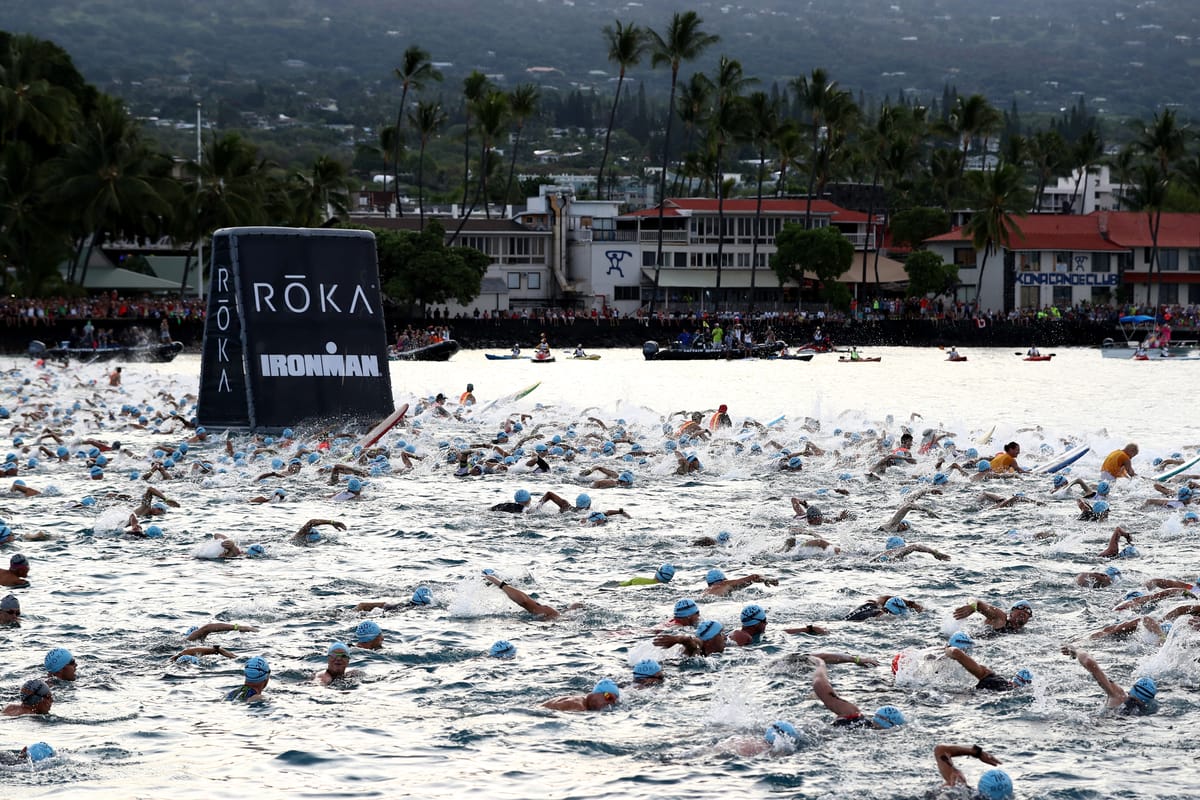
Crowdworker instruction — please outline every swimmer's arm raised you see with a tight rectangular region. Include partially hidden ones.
[810,652,878,667]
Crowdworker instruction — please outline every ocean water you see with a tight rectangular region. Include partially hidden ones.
[2,346,1199,799]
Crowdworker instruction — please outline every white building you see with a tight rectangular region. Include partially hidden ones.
[1037,166,1128,215]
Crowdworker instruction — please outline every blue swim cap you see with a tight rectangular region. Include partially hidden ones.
[1011,600,1033,613]
[95,455,107,467]
[56,446,67,458]
[44,648,73,673]
[514,489,531,504]
[489,640,516,659]
[633,659,662,679]
[716,531,731,543]
[884,597,908,616]
[885,536,906,550]
[282,428,294,439]
[1185,511,1199,522]
[966,447,979,459]
[977,769,1014,800]
[246,544,267,557]
[933,472,948,485]
[1013,669,1033,687]
[355,620,382,643]
[347,478,363,493]
[82,495,98,507]
[176,655,200,666]
[872,705,906,728]
[977,459,991,472]
[705,568,726,585]
[1153,457,1163,466]
[664,440,677,451]
[655,564,675,583]
[1129,675,1157,702]
[592,678,620,699]
[1096,480,1111,496]
[271,458,284,470]
[26,742,55,763]
[948,632,973,651]
[673,598,699,619]
[327,642,351,657]
[1091,500,1110,515]
[1123,590,1145,601]
[1119,545,1139,558]
[740,604,767,626]
[411,586,433,606]
[90,466,103,477]
[618,471,634,484]
[764,720,798,744]
[1179,486,1193,501]
[144,525,163,539]
[696,620,724,641]
[575,493,591,509]
[587,511,608,524]
[308,453,320,464]
[1053,474,1068,487]
[534,443,548,453]
[787,456,803,469]
[244,656,270,682]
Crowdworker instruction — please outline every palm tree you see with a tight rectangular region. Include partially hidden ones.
[709,56,754,293]
[1124,163,1168,305]
[810,91,858,208]
[0,34,76,149]
[647,10,718,311]
[503,84,539,209]
[963,163,1030,308]
[409,99,447,228]
[597,21,647,200]
[450,89,506,242]
[944,94,1002,177]
[929,147,965,212]
[1066,128,1104,213]
[771,120,802,197]
[391,45,441,214]
[745,91,779,294]
[1133,109,1186,310]
[873,104,926,289]
[460,71,490,208]
[792,68,852,227]
[287,155,351,227]
[1027,130,1068,212]
[1107,143,1138,211]
[672,72,713,195]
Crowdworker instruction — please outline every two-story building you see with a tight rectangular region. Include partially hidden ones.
[924,211,1200,312]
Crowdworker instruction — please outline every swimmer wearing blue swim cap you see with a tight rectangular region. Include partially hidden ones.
[319,642,352,684]
[226,656,271,701]
[292,518,347,544]
[933,744,1011,799]
[353,620,384,650]
[631,659,663,685]
[542,677,621,711]
[44,648,76,681]
[809,655,905,729]
[1062,645,1159,716]
[653,619,726,656]
[730,604,767,646]
[703,568,779,597]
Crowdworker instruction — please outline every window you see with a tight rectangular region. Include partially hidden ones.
[613,286,640,301]
[1054,252,1072,271]
[507,273,521,290]
[1091,286,1112,304]
[953,248,976,267]
[674,252,687,267]
[1159,283,1179,304]
[736,252,750,267]
[526,273,541,290]
[1092,253,1111,273]
[1052,286,1073,306]
[1018,252,1039,272]
[1189,284,1200,304]
[1019,286,1040,309]
[1189,249,1200,272]
[1159,250,1179,271]
[642,251,656,267]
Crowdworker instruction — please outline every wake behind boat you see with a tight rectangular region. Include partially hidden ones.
[29,338,183,364]
[388,340,459,361]
[642,340,786,361]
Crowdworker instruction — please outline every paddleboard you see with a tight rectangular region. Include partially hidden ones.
[979,425,996,446]
[1033,444,1089,475]
[356,402,408,450]
[1160,453,1200,480]
[481,382,541,413]
[766,415,786,428]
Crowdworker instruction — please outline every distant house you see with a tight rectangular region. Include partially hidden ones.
[923,211,1200,312]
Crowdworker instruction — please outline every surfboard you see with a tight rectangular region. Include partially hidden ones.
[481,382,541,413]
[356,402,408,450]
[1160,453,1200,480]
[1033,444,1090,474]
[766,415,786,428]
[979,426,996,446]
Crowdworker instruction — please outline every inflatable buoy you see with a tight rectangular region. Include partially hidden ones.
[891,652,907,675]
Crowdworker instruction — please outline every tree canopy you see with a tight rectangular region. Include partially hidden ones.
[374,221,488,309]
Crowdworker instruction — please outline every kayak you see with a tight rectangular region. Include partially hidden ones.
[570,355,601,361]
[1022,355,1054,362]
[485,353,530,360]
[946,356,968,362]
[839,357,881,363]
[531,354,556,364]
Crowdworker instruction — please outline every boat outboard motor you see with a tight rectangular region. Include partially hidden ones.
[642,341,660,359]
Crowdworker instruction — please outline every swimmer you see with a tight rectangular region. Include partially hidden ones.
[692,531,732,547]
[709,404,732,430]
[0,594,19,625]
[979,490,1042,508]
[1061,645,1157,715]
[185,622,260,642]
[877,486,941,532]
[0,742,55,765]
[1087,615,1168,641]
[171,644,236,662]
[132,486,179,516]
[291,518,347,544]
[352,620,385,650]
[989,441,1029,474]
[791,499,850,526]
[210,533,246,558]
[1100,443,1138,481]
[953,598,1033,634]
[932,744,1011,800]
[482,570,561,620]
[580,466,634,490]
[1075,565,1122,588]
[1077,498,1111,521]
[674,450,703,474]
[542,678,620,712]
[728,604,768,646]
[630,659,664,688]
[331,476,365,501]
[618,563,675,587]
[536,491,624,518]
[43,648,76,682]
[459,383,476,406]
[943,647,1033,692]
[844,595,922,621]
[1098,526,1136,558]
[1,553,30,587]
[248,488,288,504]
[490,488,532,513]
[318,642,353,684]
[355,586,435,611]
[226,656,270,702]
[9,480,39,497]
[702,568,778,597]
[808,655,905,730]
[1141,485,1197,509]
[108,366,122,387]
[653,618,727,656]
[665,598,700,628]
[3,680,52,716]
[874,536,950,562]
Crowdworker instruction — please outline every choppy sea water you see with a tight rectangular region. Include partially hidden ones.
[2,346,1200,799]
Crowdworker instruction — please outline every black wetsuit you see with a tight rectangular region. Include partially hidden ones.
[975,673,1013,692]
[490,502,527,513]
[844,601,883,622]
[831,715,873,729]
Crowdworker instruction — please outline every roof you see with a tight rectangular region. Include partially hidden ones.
[349,216,539,234]
[1097,212,1200,248]
[622,198,870,223]
[926,214,1126,251]
[67,264,185,291]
